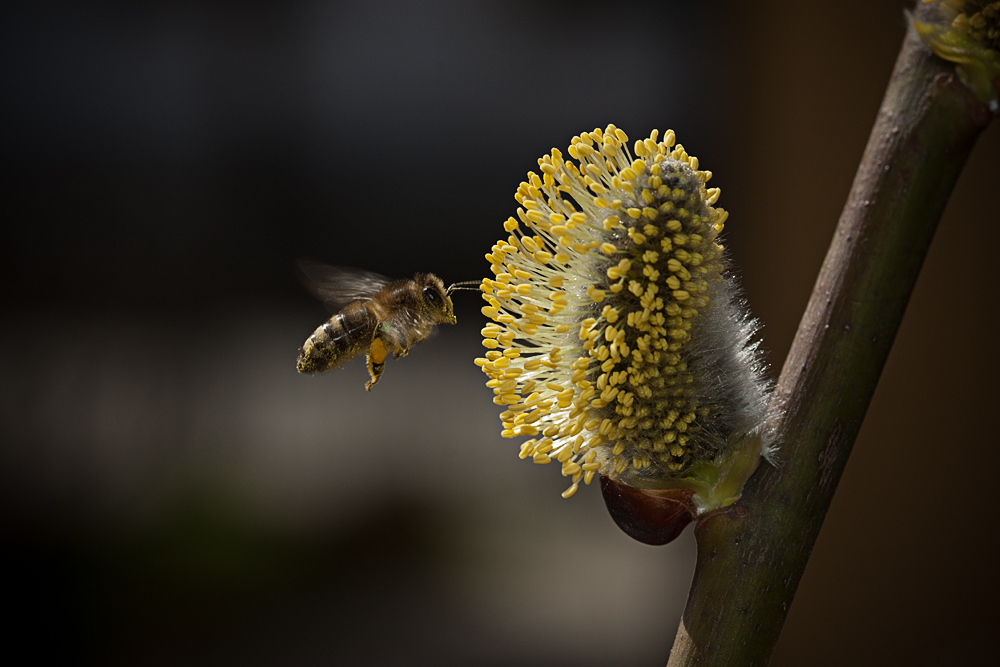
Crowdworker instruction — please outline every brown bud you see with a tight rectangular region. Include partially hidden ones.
[600,476,696,545]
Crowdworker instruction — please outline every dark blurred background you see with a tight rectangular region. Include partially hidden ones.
[2,1,997,664]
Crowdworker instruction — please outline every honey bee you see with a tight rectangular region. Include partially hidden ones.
[295,259,479,390]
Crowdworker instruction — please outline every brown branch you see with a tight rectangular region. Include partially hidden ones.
[666,5,993,666]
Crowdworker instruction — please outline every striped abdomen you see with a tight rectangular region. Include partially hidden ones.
[296,301,378,373]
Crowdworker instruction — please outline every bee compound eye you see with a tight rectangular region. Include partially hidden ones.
[424,286,438,303]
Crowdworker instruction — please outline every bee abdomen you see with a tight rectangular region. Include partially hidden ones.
[297,304,376,373]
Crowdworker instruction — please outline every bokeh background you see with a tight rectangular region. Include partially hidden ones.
[3,1,997,664]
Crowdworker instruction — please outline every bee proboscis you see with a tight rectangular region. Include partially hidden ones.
[295,260,478,390]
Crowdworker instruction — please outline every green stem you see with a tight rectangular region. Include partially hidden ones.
[666,6,993,666]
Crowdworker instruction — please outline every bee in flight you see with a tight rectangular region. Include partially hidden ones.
[296,259,479,390]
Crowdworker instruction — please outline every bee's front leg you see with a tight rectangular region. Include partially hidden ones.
[365,338,389,391]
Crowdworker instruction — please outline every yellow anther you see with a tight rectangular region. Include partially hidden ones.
[485,126,746,496]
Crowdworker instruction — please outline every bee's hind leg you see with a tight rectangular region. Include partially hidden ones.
[365,338,389,391]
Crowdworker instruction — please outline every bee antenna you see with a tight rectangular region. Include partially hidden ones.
[446,280,482,297]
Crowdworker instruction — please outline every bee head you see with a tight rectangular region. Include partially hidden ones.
[416,273,456,324]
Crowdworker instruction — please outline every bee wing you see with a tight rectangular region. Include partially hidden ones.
[295,259,393,312]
